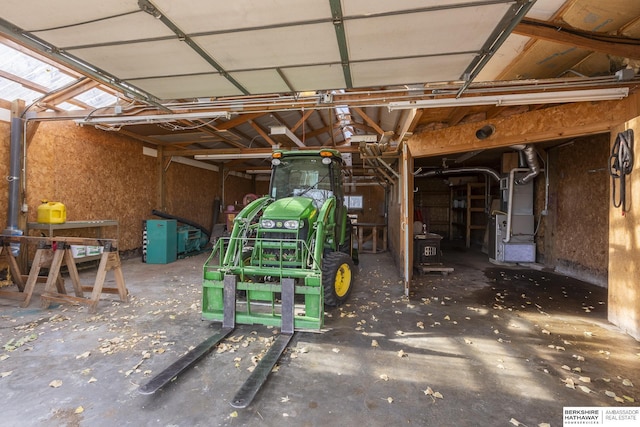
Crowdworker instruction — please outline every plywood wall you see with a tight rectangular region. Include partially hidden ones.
[538,134,610,285]
[608,118,640,340]
[0,120,251,254]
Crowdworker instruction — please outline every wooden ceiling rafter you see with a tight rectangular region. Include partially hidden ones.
[514,18,640,59]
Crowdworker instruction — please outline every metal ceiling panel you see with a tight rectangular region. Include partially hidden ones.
[193,23,341,71]
[342,0,511,16]
[153,0,331,34]
[279,65,347,93]
[345,5,514,61]
[129,74,243,99]
[69,39,213,79]
[31,13,174,48]
[0,0,135,30]
[351,54,477,87]
[230,70,292,94]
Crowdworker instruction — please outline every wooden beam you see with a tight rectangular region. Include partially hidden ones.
[514,18,640,59]
[408,94,639,158]
[291,109,314,133]
[249,120,278,146]
[351,107,385,135]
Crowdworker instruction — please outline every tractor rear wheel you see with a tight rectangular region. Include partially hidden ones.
[322,252,355,306]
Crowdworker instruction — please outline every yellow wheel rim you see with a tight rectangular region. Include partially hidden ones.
[334,263,352,298]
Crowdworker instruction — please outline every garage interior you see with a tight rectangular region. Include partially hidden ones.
[1,1,640,426]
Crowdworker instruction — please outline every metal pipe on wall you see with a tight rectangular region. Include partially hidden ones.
[3,117,24,254]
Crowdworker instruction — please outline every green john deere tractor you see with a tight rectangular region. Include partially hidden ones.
[202,149,358,331]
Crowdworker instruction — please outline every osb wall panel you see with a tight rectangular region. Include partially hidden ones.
[163,161,219,233]
[608,118,640,340]
[25,122,156,251]
[223,173,256,211]
[0,121,9,231]
[544,134,609,286]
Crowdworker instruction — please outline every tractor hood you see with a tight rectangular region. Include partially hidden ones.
[263,197,317,221]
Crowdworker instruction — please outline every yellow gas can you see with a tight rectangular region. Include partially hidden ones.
[37,201,67,224]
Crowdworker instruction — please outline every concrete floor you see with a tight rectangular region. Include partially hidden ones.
[0,246,639,427]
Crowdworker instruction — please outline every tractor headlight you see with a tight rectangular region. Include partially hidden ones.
[283,220,300,230]
[261,219,276,228]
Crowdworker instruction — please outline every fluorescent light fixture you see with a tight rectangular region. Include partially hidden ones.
[350,135,378,142]
[270,125,305,147]
[76,110,230,125]
[387,88,629,111]
[195,152,273,160]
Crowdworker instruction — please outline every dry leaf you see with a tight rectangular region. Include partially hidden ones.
[539,424,551,427]
[332,348,340,353]
[371,340,379,348]
[561,365,571,371]
[423,387,434,396]
[623,395,635,403]
[509,418,521,426]
[578,385,591,394]
[541,329,550,335]
[397,350,407,358]
[1,371,13,378]
[578,376,591,383]
[230,411,238,418]
[464,338,473,345]
[563,378,575,389]
[280,395,290,403]
[74,406,84,414]
[49,380,63,388]
[416,321,424,329]
[76,351,90,359]
[433,391,443,399]
[614,396,625,403]
[380,374,389,381]
[387,397,394,403]
[622,379,634,387]
[88,377,97,383]
[605,390,617,398]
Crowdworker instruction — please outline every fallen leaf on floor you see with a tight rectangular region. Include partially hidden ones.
[371,340,379,348]
[509,418,521,426]
[387,397,394,403]
[1,371,12,377]
[0,354,9,361]
[76,351,90,359]
[49,380,63,388]
[280,395,290,403]
[572,367,582,373]
[444,315,450,321]
[562,378,575,389]
[561,365,571,371]
[578,385,591,394]
[88,377,97,383]
[578,376,591,383]
[542,329,550,335]
[416,321,424,329]
[605,390,617,398]
[572,354,585,361]
[464,338,473,345]
[380,374,389,381]
[332,348,340,353]
[397,350,407,358]
[74,406,84,414]
[622,379,634,387]
[539,423,551,427]
[623,395,635,402]
[230,411,238,418]
[423,387,434,395]
[583,331,594,338]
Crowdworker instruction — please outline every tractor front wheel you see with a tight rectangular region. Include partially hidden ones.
[322,252,355,306]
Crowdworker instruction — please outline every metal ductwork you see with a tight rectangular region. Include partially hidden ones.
[511,144,540,184]
[415,166,501,182]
